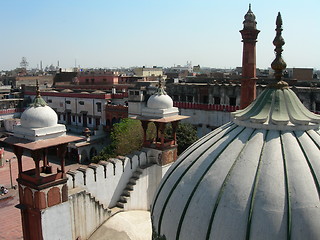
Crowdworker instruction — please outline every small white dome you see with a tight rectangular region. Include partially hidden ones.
[147,94,173,109]
[20,105,58,128]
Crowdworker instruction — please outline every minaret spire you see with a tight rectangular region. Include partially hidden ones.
[240,4,260,109]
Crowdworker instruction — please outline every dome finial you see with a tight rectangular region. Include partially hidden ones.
[155,76,167,95]
[270,12,288,88]
[36,80,41,98]
[30,80,47,107]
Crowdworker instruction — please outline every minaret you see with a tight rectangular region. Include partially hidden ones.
[240,4,260,109]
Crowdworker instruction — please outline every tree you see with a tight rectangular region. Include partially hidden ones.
[92,118,155,163]
[165,122,198,154]
[92,119,198,163]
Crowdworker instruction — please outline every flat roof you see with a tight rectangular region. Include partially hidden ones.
[0,135,84,151]
[130,115,189,123]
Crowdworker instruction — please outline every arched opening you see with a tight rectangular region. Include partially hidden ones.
[80,150,89,163]
[70,148,79,163]
[89,147,97,160]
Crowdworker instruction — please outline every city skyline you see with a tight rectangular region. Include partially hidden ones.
[1,0,319,71]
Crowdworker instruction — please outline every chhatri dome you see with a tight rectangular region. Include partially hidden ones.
[20,90,58,128]
[147,87,173,109]
[142,79,178,118]
[151,13,320,240]
[243,4,257,29]
[14,82,66,141]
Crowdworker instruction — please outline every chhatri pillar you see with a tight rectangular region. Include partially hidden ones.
[0,83,83,240]
[132,80,189,165]
[240,4,260,109]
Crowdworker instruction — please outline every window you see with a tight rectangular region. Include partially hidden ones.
[316,102,320,111]
[86,79,89,84]
[103,78,107,82]
[134,91,139,95]
[72,115,76,122]
[214,97,221,105]
[202,96,209,104]
[187,96,193,103]
[65,100,71,104]
[63,114,66,121]
[47,99,52,103]
[91,79,94,83]
[79,101,84,105]
[78,116,82,123]
[229,97,236,106]
[88,117,92,124]
[129,91,134,95]
[96,102,102,112]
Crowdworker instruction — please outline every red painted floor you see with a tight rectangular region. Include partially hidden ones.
[0,149,85,240]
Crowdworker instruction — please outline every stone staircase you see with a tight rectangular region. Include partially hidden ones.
[116,167,143,209]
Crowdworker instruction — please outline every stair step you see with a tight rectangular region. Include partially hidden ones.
[110,207,123,216]
[119,195,128,203]
[132,175,139,180]
[126,183,134,190]
[129,178,137,184]
[133,171,142,178]
[123,189,131,196]
[116,202,124,208]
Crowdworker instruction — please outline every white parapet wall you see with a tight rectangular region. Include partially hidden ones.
[123,163,172,211]
[66,151,148,208]
[44,149,172,240]
[41,202,73,240]
[68,188,111,240]
[180,108,232,137]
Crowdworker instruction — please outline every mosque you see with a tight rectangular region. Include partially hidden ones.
[1,6,320,240]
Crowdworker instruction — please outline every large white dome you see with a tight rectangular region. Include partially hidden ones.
[147,94,173,109]
[151,87,320,240]
[20,105,58,128]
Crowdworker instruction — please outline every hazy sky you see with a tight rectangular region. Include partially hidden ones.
[1,0,319,71]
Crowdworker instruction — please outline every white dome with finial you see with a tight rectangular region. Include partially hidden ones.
[147,94,173,109]
[21,106,58,128]
[151,12,320,240]
[14,82,66,141]
[142,80,178,118]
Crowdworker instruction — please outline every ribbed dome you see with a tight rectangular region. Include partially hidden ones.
[151,115,320,240]
[232,87,320,130]
[151,12,320,240]
[147,94,173,109]
[20,105,58,128]
[151,88,320,240]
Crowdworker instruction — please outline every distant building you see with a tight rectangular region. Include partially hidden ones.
[15,75,54,88]
[292,68,313,81]
[134,66,163,77]
[24,89,127,132]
